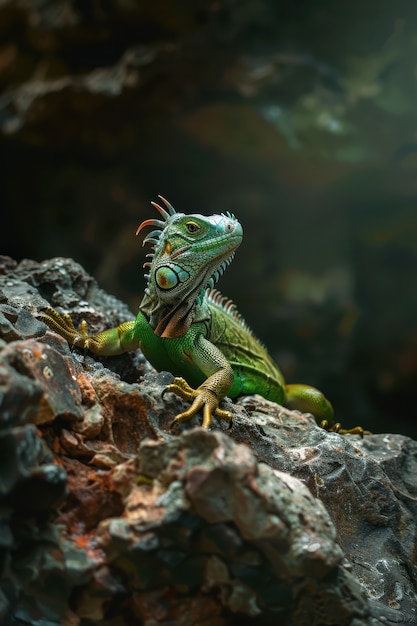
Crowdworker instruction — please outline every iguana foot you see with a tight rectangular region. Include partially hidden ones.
[320,420,371,437]
[164,377,232,429]
[38,307,90,347]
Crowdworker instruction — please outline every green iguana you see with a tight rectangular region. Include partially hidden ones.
[39,196,361,433]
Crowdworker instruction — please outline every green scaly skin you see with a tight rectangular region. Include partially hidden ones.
[39,195,363,434]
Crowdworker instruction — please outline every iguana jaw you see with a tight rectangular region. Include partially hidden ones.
[170,244,191,260]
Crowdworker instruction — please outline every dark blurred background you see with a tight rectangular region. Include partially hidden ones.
[1,0,416,436]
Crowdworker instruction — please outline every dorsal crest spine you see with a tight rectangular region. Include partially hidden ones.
[135,195,177,267]
[206,288,258,339]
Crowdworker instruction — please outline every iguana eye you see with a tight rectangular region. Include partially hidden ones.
[186,221,200,234]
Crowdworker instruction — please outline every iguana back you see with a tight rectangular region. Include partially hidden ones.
[206,289,285,403]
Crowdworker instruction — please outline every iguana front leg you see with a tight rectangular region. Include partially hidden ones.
[39,309,234,428]
[165,376,234,428]
[165,335,235,429]
[38,307,140,355]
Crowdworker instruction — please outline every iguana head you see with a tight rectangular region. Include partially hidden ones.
[137,195,243,337]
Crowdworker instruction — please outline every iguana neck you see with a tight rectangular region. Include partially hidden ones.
[140,281,210,338]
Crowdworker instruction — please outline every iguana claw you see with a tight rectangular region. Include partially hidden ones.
[37,307,137,355]
[320,420,371,437]
[164,377,233,429]
[38,307,89,347]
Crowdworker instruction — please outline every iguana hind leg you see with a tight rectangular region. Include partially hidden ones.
[285,383,334,423]
[320,420,371,436]
[285,383,369,436]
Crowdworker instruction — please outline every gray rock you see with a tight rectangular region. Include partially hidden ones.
[1,256,416,625]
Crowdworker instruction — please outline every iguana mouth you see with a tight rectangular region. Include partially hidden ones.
[170,244,191,260]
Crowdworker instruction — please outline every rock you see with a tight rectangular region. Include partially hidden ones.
[95,428,369,624]
[0,256,416,625]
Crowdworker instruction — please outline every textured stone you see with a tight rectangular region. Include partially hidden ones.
[1,257,417,625]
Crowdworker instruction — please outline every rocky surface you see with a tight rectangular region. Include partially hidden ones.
[1,255,417,625]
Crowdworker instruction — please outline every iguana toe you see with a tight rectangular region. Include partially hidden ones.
[320,420,371,437]
[166,377,232,428]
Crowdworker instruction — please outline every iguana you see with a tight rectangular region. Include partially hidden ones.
[39,195,360,433]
